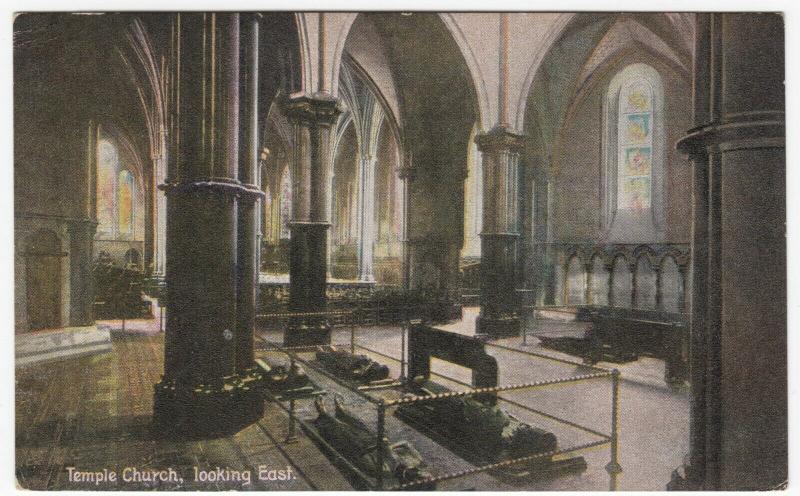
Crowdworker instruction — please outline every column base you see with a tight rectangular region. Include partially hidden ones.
[152,368,264,439]
[476,314,521,338]
[284,318,331,347]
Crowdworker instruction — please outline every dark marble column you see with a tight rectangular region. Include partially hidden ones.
[283,95,340,347]
[671,13,785,491]
[476,126,524,337]
[68,119,99,327]
[153,13,263,438]
[235,14,261,373]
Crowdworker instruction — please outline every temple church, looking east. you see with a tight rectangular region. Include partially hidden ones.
[14,12,785,491]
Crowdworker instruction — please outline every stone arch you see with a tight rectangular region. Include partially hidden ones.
[635,254,657,310]
[330,119,359,279]
[513,13,576,131]
[589,254,609,305]
[565,254,586,304]
[327,13,489,129]
[660,255,683,313]
[611,254,632,307]
[292,13,318,95]
[521,13,692,173]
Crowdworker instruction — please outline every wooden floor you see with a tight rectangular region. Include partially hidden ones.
[15,333,351,491]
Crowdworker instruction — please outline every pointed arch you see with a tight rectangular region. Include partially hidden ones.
[513,13,576,131]
[327,13,488,129]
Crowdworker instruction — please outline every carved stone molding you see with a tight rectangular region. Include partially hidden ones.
[474,125,525,154]
[283,94,342,127]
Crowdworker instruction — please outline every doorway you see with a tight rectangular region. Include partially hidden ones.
[24,230,62,331]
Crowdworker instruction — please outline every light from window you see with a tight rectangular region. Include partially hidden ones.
[97,140,118,234]
[618,80,653,212]
[118,170,134,236]
[279,166,291,240]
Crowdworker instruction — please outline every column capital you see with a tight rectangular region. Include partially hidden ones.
[283,93,342,127]
[475,125,525,154]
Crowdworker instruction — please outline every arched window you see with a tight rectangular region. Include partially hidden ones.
[117,170,134,237]
[279,165,292,240]
[603,64,665,242]
[96,139,118,236]
[97,138,139,241]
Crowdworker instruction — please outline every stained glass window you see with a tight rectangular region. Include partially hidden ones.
[118,170,134,236]
[97,136,142,242]
[617,80,653,211]
[96,140,118,235]
[279,166,291,240]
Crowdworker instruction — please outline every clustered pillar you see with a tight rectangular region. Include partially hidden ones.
[153,13,264,437]
[671,13,785,490]
[283,95,341,347]
[476,126,524,337]
[69,120,99,327]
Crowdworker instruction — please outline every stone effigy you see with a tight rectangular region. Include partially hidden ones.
[255,358,313,393]
[311,396,434,489]
[315,346,390,383]
[396,378,558,460]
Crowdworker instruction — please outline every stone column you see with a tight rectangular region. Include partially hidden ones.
[606,260,615,307]
[154,151,167,277]
[68,119,99,327]
[67,219,98,327]
[399,161,415,292]
[654,265,663,311]
[671,13,785,491]
[154,13,263,437]
[235,14,262,373]
[476,126,523,337]
[283,95,340,346]
[356,154,376,282]
[584,260,593,305]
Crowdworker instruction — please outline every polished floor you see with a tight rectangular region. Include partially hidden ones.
[16,307,689,490]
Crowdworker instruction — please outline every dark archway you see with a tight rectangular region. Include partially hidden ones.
[341,13,480,293]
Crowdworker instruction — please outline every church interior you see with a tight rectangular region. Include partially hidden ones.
[14,12,786,491]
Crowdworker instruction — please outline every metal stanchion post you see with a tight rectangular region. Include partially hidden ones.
[159,305,164,332]
[606,369,622,490]
[350,314,356,355]
[400,319,407,381]
[375,400,386,490]
[523,307,529,346]
[285,397,298,444]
